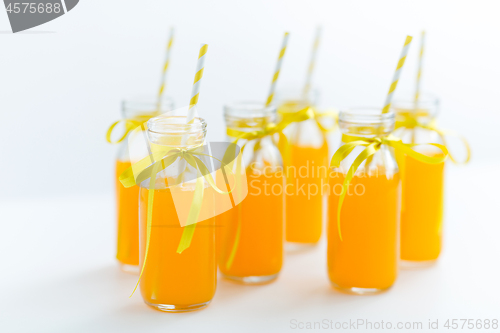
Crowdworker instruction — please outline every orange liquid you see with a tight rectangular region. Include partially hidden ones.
[217,172,284,278]
[115,160,139,266]
[327,172,400,291]
[400,153,445,261]
[139,186,216,306]
[285,143,329,244]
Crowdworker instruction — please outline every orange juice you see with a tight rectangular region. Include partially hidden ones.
[115,160,139,268]
[327,172,400,293]
[217,172,284,283]
[286,143,328,244]
[139,185,216,311]
[400,153,445,262]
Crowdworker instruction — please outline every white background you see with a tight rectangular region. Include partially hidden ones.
[1,1,499,332]
[0,0,499,198]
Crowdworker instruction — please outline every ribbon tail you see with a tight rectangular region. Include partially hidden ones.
[120,152,178,188]
[225,143,246,269]
[176,224,197,254]
[130,161,160,297]
[106,120,141,144]
[225,204,242,270]
[388,139,448,164]
[336,144,378,241]
[314,109,338,133]
[278,132,291,168]
[176,166,204,254]
[436,129,471,164]
[192,156,233,194]
[330,141,368,168]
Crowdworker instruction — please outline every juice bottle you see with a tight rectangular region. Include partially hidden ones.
[113,97,173,273]
[276,90,329,250]
[399,153,444,262]
[393,94,445,266]
[138,114,216,312]
[327,108,400,294]
[217,102,285,284]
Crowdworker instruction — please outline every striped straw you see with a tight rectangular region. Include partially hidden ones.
[414,31,425,104]
[186,43,208,124]
[156,27,175,110]
[304,27,321,96]
[265,32,289,107]
[381,35,413,114]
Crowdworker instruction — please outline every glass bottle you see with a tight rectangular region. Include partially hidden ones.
[275,89,329,251]
[327,108,400,294]
[138,114,216,312]
[115,96,173,273]
[392,93,444,267]
[217,102,285,284]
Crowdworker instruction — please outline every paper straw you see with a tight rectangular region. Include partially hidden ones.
[414,31,425,105]
[265,32,289,107]
[156,27,175,111]
[303,27,321,96]
[186,43,208,124]
[381,35,413,114]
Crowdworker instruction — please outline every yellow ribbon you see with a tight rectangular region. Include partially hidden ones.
[277,106,337,167]
[314,109,338,133]
[330,134,448,241]
[222,123,276,270]
[106,114,158,144]
[223,119,293,270]
[278,105,338,133]
[395,114,471,164]
[119,145,232,296]
[222,107,337,269]
[225,107,337,147]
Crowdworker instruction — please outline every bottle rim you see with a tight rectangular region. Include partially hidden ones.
[147,115,207,135]
[121,95,175,119]
[339,107,395,137]
[339,107,395,124]
[224,101,276,119]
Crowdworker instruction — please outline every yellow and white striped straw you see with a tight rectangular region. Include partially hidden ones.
[304,27,321,96]
[186,43,208,123]
[414,31,425,104]
[265,32,289,107]
[381,35,413,114]
[157,27,175,110]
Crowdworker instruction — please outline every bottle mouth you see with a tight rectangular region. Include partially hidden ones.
[122,95,175,119]
[274,88,319,109]
[339,107,395,137]
[392,92,440,118]
[147,115,207,135]
[224,101,276,119]
[224,101,277,130]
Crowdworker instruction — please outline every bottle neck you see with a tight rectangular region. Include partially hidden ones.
[339,108,395,139]
[224,102,277,136]
[122,96,174,120]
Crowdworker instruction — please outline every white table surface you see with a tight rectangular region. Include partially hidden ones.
[1,163,499,333]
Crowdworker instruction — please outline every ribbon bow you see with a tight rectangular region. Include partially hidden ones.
[396,113,471,164]
[226,121,286,142]
[330,134,448,241]
[106,113,159,144]
[226,106,337,145]
[277,106,337,167]
[119,145,232,296]
[278,105,338,133]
